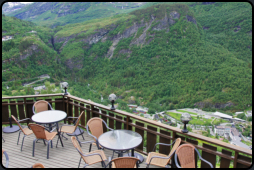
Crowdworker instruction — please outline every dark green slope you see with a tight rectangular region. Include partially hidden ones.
[56,3,251,113]
[2,15,58,82]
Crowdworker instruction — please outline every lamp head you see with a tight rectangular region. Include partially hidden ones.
[180,112,191,122]
[108,93,117,102]
[62,82,68,88]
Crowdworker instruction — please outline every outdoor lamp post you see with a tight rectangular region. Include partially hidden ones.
[62,82,68,95]
[109,93,117,110]
[180,112,192,133]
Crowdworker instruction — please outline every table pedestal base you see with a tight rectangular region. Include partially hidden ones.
[122,152,144,163]
[3,125,20,133]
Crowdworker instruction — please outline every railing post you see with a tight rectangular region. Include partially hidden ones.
[24,98,29,125]
[91,105,94,118]
[233,151,239,168]
[126,116,129,130]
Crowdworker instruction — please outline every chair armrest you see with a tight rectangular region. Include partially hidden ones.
[3,151,9,168]
[152,140,176,152]
[18,118,31,123]
[194,148,213,168]
[86,125,98,141]
[102,119,113,131]
[174,153,182,168]
[80,140,94,144]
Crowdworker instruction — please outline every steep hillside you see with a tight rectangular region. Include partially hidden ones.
[4,2,147,28]
[53,3,252,112]
[2,2,252,113]
[2,15,59,82]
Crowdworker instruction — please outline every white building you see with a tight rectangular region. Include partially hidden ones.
[246,111,252,117]
[214,126,231,136]
[235,112,244,115]
[34,85,45,91]
[213,111,232,120]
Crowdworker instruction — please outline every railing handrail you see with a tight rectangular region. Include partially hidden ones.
[2,93,63,99]
[67,94,252,155]
[2,94,252,156]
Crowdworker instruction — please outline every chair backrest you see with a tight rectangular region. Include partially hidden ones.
[32,163,45,168]
[28,124,47,140]
[71,136,88,164]
[175,144,196,168]
[11,115,25,134]
[168,138,181,157]
[112,157,139,168]
[33,100,51,114]
[74,111,84,130]
[86,118,104,142]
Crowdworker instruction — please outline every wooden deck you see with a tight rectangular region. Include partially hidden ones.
[2,123,162,168]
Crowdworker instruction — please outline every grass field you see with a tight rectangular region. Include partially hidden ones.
[166,111,217,126]
[176,109,198,115]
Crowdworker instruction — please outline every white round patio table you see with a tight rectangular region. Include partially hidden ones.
[31,110,67,147]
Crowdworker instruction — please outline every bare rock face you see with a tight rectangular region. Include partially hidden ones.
[186,15,197,25]
[19,44,40,60]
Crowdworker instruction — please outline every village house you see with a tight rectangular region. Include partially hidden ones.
[214,126,231,136]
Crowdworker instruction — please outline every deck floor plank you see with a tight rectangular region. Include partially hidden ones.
[2,123,162,168]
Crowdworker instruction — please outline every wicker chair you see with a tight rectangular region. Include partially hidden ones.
[71,136,107,168]
[174,144,214,168]
[32,100,56,129]
[86,117,113,152]
[31,163,45,168]
[28,124,59,159]
[11,115,34,151]
[2,149,9,168]
[106,157,140,168]
[57,111,85,147]
[146,138,181,168]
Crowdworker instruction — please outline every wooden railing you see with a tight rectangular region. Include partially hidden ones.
[2,94,252,168]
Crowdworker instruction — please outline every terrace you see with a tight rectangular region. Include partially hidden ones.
[2,94,252,168]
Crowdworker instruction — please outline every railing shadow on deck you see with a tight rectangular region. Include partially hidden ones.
[2,94,252,168]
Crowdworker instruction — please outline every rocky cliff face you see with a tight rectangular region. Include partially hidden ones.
[53,9,200,70]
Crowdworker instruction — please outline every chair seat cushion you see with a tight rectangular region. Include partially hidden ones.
[23,127,33,135]
[146,152,169,167]
[61,125,76,133]
[84,150,107,165]
[45,131,57,141]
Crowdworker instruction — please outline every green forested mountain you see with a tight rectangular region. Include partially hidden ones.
[3,2,147,28]
[2,2,252,114]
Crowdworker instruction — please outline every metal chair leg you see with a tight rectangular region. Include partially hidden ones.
[89,143,92,152]
[2,137,5,142]
[101,161,104,167]
[47,141,50,159]
[32,139,36,157]
[21,135,26,151]
[17,130,21,145]
[76,135,82,147]
[78,156,82,168]
[61,132,68,140]
[43,139,46,146]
